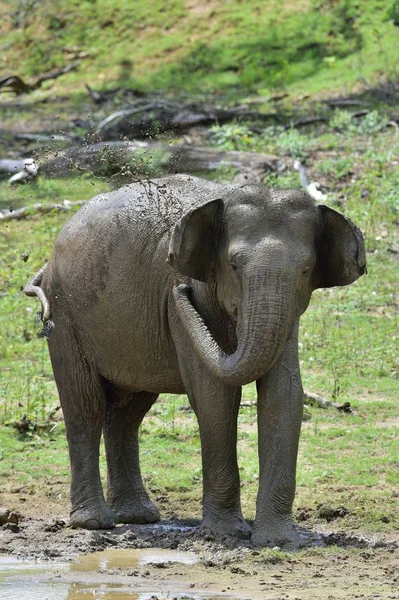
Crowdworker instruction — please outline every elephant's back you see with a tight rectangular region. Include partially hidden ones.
[58,174,229,241]
[50,174,231,291]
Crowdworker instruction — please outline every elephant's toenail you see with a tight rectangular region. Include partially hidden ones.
[85,519,100,529]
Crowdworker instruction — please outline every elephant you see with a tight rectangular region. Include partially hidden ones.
[24,174,366,545]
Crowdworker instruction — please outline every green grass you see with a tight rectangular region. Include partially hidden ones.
[0,176,109,211]
[1,0,398,99]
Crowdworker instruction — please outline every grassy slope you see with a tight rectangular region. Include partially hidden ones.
[0,0,398,98]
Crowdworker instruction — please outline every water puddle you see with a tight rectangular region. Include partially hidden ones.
[0,555,69,599]
[0,549,233,599]
[71,548,197,571]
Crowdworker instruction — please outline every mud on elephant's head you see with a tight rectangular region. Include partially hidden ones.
[168,185,366,387]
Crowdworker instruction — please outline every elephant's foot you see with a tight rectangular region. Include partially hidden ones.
[70,504,116,530]
[110,496,160,525]
[252,519,314,548]
[200,514,252,541]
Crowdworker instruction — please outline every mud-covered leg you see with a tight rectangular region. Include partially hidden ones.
[179,360,250,540]
[252,321,303,546]
[48,324,115,530]
[104,390,160,524]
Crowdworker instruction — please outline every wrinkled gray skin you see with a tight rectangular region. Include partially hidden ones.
[31,174,366,545]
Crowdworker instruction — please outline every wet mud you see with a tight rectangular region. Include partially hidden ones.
[1,518,398,599]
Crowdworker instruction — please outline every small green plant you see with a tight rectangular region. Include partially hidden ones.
[329,110,388,135]
[272,128,309,159]
[356,110,388,135]
[316,156,353,180]
[210,124,254,152]
[329,109,353,132]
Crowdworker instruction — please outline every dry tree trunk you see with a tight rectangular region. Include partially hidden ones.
[36,141,279,179]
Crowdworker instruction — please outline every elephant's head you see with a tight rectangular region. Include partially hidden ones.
[168,186,366,386]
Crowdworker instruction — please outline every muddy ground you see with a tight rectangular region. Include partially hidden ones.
[1,510,398,599]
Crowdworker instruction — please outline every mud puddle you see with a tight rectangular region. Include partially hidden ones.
[0,549,234,599]
[1,519,398,599]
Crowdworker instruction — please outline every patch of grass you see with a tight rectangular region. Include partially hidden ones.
[251,548,293,564]
[0,176,109,211]
[0,1,398,100]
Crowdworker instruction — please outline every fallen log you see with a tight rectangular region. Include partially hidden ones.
[167,144,278,175]
[0,200,85,222]
[35,141,279,180]
[95,99,276,140]
[0,159,27,178]
[14,132,77,143]
[1,143,278,217]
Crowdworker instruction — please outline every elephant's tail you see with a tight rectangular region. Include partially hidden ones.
[24,263,54,338]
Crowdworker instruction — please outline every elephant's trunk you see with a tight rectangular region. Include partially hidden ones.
[174,271,292,387]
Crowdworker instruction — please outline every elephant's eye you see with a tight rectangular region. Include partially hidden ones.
[230,261,238,271]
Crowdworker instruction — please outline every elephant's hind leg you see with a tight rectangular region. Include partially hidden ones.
[104,390,160,524]
[48,323,115,530]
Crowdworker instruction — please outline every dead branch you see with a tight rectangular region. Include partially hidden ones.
[32,63,79,89]
[285,116,328,129]
[351,110,370,118]
[236,392,352,413]
[0,200,85,222]
[0,64,79,96]
[303,391,352,413]
[85,83,108,104]
[85,84,148,104]
[326,99,370,108]
[0,76,32,95]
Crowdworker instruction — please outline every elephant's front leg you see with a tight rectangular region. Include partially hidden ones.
[180,361,251,540]
[252,321,304,546]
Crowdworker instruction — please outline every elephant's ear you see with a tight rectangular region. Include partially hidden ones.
[167,199,223,282]
[314,205,366,288]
